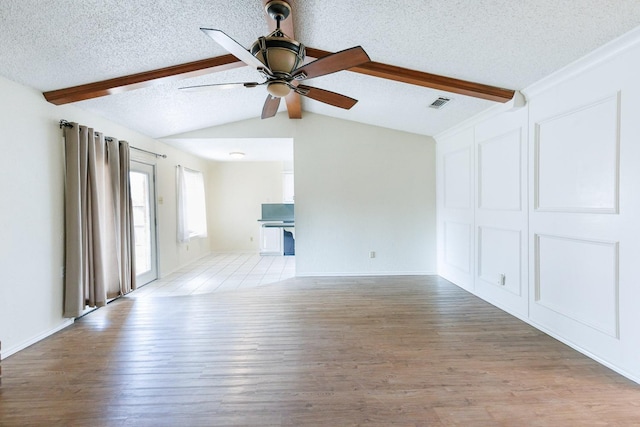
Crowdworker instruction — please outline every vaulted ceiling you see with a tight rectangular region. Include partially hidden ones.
[1,1,640,157]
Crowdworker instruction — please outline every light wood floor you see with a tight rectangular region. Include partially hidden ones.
[2,274,640,426]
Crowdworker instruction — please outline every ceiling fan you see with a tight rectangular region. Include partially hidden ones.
[42,1,515,114]
[180,0,371,119]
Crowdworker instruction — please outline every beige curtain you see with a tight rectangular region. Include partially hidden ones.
[107,138,136,295]
[63,123,136,318]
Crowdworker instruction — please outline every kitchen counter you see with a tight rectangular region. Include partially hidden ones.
[259,221,295,228]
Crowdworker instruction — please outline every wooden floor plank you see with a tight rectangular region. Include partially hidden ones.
[1,275,639,426]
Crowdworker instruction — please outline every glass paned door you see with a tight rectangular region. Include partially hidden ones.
[130,161,158,285]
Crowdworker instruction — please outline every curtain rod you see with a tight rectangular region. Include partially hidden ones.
[59,119,167,159]
[130,146,167,159]
[177,164,201,174]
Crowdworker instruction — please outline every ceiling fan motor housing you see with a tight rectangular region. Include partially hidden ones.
[250,35,306,77]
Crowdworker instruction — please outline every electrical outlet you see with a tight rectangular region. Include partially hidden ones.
[369,251,376,259]
[250,236,254,242]
[499,274,506,286]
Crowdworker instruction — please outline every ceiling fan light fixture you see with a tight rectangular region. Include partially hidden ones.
[229,151,245,159]
[267,81,291,97]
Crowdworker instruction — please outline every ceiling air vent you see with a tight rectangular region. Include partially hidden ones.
[429,97,451,109]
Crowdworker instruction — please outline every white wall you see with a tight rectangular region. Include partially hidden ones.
[168,113,438,276]
[207,161,284,252]
[295,116,436,275]
[436,30,640,383]
[0,75,210,358]
[153,145,211,277]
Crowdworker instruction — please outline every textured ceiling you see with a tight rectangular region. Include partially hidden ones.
[1,0,640,159]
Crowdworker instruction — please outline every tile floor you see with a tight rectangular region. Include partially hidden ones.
[128,252,296,298]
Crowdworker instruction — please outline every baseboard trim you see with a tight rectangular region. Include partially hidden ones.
[525,317,640,386]
[296,271,437,277]
[2,319,75,360]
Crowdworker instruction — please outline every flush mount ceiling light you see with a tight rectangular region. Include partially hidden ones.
[229,151,245,159]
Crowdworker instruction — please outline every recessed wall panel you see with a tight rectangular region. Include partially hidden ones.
[478,129,522,211]
[535,234,619,337]
[444,147,471,209]
[478,227,521,295]
[444,221,471,273]
[535,95,619,213]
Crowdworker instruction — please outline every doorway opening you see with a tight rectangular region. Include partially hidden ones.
[130,161,158,286]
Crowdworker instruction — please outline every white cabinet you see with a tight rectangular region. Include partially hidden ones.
[260,226,283,255]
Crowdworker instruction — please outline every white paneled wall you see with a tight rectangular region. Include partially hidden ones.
[437,128,475,291]
[526,41,640,380]
[436,35,640,383]
[475,109,529,317]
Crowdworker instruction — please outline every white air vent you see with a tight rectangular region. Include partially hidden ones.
[429,97,452,109]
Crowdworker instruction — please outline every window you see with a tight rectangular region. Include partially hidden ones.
[177,166,208,242]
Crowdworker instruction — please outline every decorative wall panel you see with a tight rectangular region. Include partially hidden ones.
[443,147,471,209]
[535,94,619,213]
[444,221,471,273]
[535,234,619,338]
[478,129,522,211]
[478,226,521,295]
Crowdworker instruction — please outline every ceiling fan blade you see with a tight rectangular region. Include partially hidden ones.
[262,94,281,119]
[292,46,370,81]
[285,92,302,119]
[200,28,266,70]
[179,82,262,92]
[296,85,358,110]
[178,82,264,92]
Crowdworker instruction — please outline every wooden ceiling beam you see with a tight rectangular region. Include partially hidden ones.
[43,54,244,105]
[42,47,515,107]
[306,47,515,103]
[43,0,513,108]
